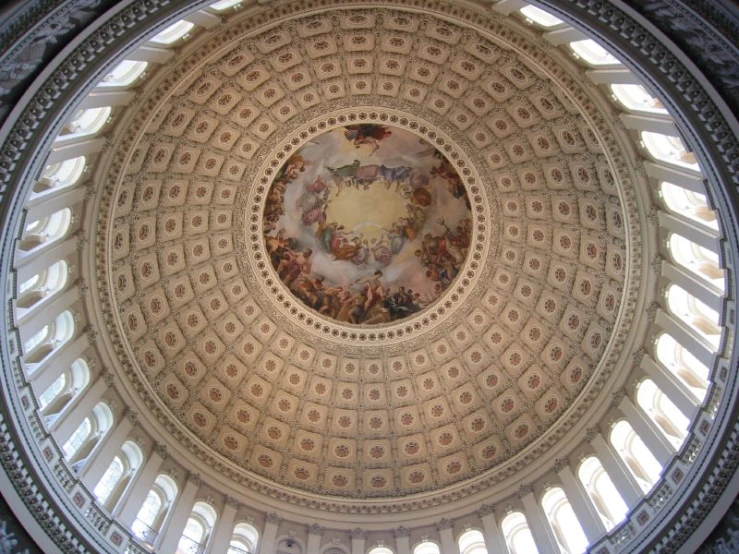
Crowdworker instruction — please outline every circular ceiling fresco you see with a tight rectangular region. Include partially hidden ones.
[263,124,471,325]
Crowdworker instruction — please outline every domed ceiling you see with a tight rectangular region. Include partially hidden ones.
[94,3,641,501]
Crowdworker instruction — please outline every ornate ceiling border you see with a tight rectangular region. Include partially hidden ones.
[0,0,734,551]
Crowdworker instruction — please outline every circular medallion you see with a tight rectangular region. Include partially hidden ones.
[263,124,472,325]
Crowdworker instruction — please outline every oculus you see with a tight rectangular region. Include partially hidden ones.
[263,124,471,325]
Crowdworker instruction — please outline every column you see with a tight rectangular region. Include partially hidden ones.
[185,10,222,29]
[556,464,606,541]
[656,309,715,369]
[116,444,166,526]
[620,113,677,136]
[157,473,201,553]
[306,524,323,553]
[350,528,366,554]
[587,68,641,85]
[80,409,136,488]
[47,137,106,164]
[640,354,700,418]
[394,527,411,554]
[127,45,174,64]
[661,261,723,311]
[206,498,238,554]
[478,504,508,554]
[19,286,78,343]
[258,513,280,554]
[658,212,720,252]
[51,372,108,442]
[519,486,560,554]
[80,90,135,110]
[437,519,459,554]
[590,433,643,508]
[544,26,588,45]
[23,187,85,226]
[644,161,705,193]
[618,395,675,466]
[490,0,528,15]
[30,336,89,399]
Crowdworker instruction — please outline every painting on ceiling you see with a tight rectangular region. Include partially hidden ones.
[263,124,472,325]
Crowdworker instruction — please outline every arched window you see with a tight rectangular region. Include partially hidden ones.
[642,131,699,170]
[38,358,90,417]
[413,541,441,554]
[519,5,563,27]
[458,529,488,554]
[570,39,620,66]
[209,0,244,11]
[655,333,709,399]
[610,84,667,115]
[666,284,722,348]
[62,402,113,464]
[16,260,69,311]
[59,107,111,139]
[177,502,217,554]
[227,522,259,554]
[93,441,143,510]
[33,156,86,194]
[577,456,628,530]
[636,379,690,448]
[132,474,178,547]
[23,309,75,365]
[501,512,539,554]
[150,20,194,45]
[98,60,148,88]
[609,420,662,492]
[367,548,394,554]
[668,234,724,291]
[660,182,717,230]
[19,208,73,252]
[541,487,589,554]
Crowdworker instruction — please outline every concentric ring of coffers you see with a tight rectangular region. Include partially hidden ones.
[97,5,638,500]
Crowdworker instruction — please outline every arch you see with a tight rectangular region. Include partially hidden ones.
[501,512,539,554]
[59,107,111,139]
[641,131,699,170]
[655,332,710,399]
[228,522,259,554]
[570,39,620,66]
[519,5,563,27]
[636,379,690,448]
[660,181,717,229]
[38,357,90,417]
[666,284,721,347]
[23,309,75,365]
[367,548,395,554]
[19,207,73,252]
[16,260,69,311]
[541,487,589,554]
[132,474,178,546]
[177,501,217,554]
[62,401,113,464]
[609,420,662,492]
[93,440,143,510]
[577,456,628,530]
[150,20,194,45]
[33,156,87,194]
[458,529,488,554]
[413,541,441,554]
[610,84,667,115]
[98,60,148,88]
[668,233,724,290]
[319,545,350,554]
